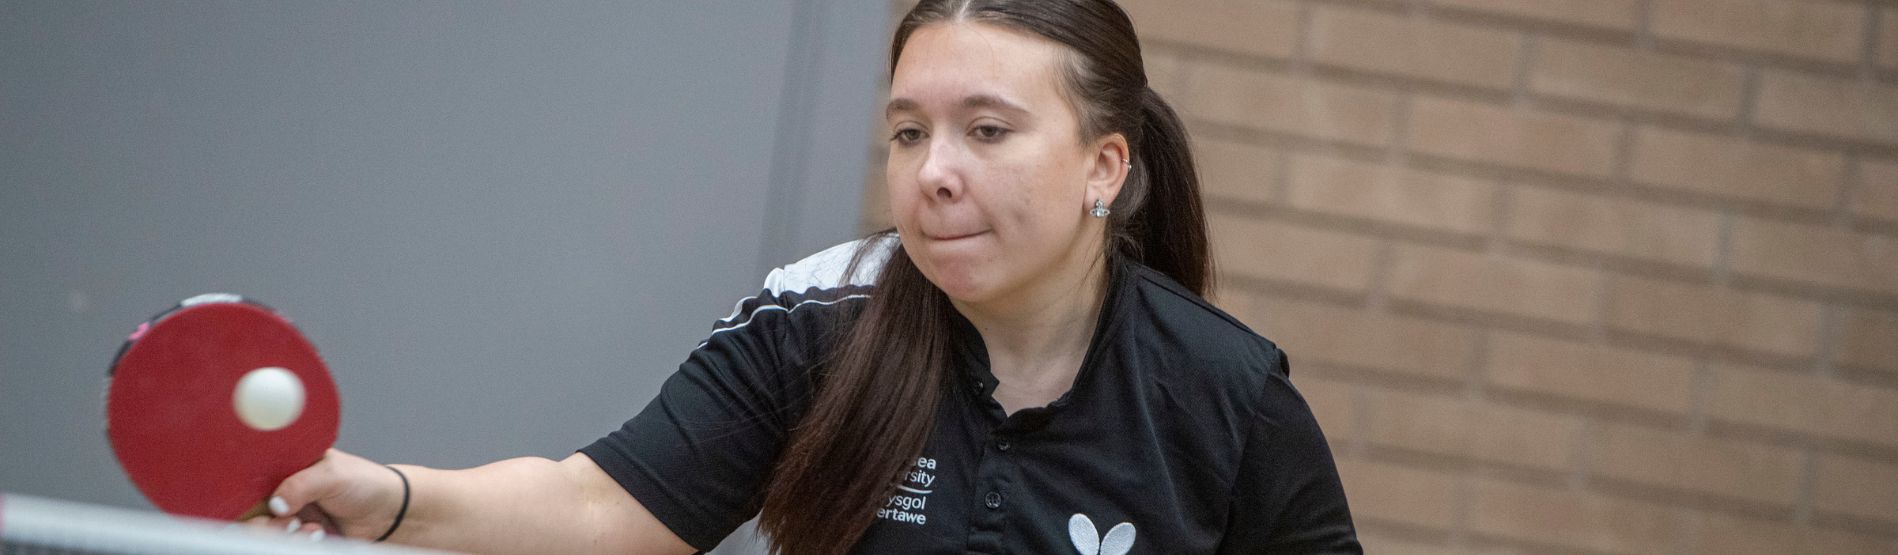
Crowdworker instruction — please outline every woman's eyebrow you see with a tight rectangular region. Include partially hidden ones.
[885,94,1030,119]
[885,98,921,120]
[959,94,1028,115]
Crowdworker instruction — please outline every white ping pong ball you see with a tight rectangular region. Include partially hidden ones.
[233,367,306,431]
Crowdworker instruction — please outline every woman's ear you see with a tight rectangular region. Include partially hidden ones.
[1086,132,1131,207]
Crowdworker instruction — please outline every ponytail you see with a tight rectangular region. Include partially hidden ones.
[1117,86,1211,296]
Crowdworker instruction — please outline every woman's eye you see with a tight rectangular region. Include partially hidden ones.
[891,128,924,144]
[971,125,1010,142]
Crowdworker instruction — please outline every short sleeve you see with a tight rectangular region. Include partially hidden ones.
[1216,349,1362,554]
[579,239,890,551]
[578,295,824,550]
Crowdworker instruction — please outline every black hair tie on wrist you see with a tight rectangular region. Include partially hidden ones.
[375,465,410,543]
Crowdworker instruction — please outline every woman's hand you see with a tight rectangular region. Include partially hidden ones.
[243,448,406,541]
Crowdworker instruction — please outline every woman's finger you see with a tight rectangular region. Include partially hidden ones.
[296,504,342,535]
[297,521,326,540]
[270,451,340,517]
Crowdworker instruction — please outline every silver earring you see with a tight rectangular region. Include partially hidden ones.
[1090,198,1111,219]
[1124,159,1133,169]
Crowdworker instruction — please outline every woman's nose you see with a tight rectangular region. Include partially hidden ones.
[917,139,962,201]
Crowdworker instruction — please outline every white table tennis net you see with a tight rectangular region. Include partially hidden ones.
[0,493,454,555]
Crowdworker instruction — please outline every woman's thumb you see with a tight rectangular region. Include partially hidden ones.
[269,448,348,517]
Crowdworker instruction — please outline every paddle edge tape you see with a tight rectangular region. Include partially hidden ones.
[106,293,257,378]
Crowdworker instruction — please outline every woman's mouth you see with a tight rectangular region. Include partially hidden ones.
[928,230,989,241]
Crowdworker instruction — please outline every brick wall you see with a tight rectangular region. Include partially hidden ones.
[875,1,1898,553]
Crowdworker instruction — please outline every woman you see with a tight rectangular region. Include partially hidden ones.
[257,1,1358,553]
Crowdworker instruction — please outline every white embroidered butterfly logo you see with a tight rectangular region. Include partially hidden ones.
[1068,513,1136,555]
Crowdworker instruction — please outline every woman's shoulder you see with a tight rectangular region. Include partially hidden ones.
[1112,262,1320,443]
[704,236,895,345]
[1117,261,1285,375]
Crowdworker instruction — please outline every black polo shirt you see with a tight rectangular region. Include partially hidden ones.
[581,239,1359,554]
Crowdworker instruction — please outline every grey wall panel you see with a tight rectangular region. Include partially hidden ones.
[0,7,887,552]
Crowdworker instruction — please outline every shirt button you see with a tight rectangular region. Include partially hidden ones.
[995,440,1011,451]
[984,491,1003,509]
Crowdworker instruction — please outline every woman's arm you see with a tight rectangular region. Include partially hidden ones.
[262,244,878,551]
[263,448,694,555]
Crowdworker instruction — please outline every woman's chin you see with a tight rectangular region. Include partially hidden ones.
[907,236,1012,301]
[913,261,998,304]
[938,281,998,305]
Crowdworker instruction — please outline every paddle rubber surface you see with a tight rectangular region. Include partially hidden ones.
[106,295,339,520]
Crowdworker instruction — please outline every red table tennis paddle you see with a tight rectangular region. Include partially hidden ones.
[105,293,340,521]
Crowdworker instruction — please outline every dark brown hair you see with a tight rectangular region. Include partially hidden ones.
[757,1,1209,553]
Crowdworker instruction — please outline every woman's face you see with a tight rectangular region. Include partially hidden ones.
[885,22,1126,306]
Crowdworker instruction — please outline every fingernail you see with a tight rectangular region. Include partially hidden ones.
[268,496,290,516]
[310,529,326,541]
[285,518,301,533]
